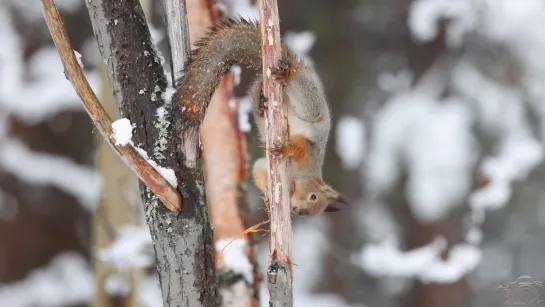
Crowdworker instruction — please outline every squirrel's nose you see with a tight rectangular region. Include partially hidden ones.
[336,195,349,206]
[324,195,349,212]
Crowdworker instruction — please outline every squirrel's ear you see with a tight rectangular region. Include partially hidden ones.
[325,195,348,213]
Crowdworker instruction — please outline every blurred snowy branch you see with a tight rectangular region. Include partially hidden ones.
[0,253,93,307]
[359,237,482,283]
[98,225,155,270]
[338,0,545,287]
[0,4,102,210]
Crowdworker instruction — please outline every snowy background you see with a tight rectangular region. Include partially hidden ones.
[2,0,545,306]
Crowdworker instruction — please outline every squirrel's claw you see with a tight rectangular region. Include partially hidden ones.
[258,94,268,117]
[267,145,285,157]
[270,59,290,87]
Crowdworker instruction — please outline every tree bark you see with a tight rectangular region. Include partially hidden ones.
[84,0,218,306]
[258,0,294,306]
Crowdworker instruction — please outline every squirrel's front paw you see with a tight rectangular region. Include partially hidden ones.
[263,196,271,212]
[270,59,290,87]
[258,92,268,117]
[267,144,286,157]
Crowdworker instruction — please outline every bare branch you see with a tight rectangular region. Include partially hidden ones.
[40,0,182,212]
[162,0,191,82]
[258,0,294,306]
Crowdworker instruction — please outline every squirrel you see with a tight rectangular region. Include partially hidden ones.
[175,19,347,216]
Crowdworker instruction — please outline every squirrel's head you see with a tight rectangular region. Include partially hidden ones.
[290,178,348,216]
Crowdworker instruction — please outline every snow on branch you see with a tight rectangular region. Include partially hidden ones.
[358,237,482,284]
[40,0,182,212]
[99,225,155,270]
[0,138,101,210]
[367,89,477,223]
[0,253,93,307]
[0,8,101,124]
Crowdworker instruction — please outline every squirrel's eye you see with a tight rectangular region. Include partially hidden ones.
[309,194,317,201]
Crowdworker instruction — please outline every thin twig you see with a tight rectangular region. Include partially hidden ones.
[258,0,294,306]
[40,0,182,212]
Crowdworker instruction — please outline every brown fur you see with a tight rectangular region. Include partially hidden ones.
[175,19,297,124]
[175,19,347,216]
[280,135,311,166]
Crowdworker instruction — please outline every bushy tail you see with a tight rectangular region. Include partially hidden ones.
[175,19,262,122]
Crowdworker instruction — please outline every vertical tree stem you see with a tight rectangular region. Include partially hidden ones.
[258,0,294,306]
[84,0,218,305]
[162,0,191,82]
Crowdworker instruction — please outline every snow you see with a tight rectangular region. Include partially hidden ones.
[216,238,254,283]
[5,0,82,22]
[0,251,163,307]
[111,118,134,146]
[99,225,155,270]
[466,227,483,245]
[104,274,131,296]
[377,70,413,93]
[0,12,100,124]
[238,96,253,132]
[408,0,476,47]
[284,31,316,64]
[138,275,163,307]
[74,50,83,69]
[359,236,482,283]
[358,202,399,243]
[0,253,93,307]
[404,97,476,222]
[367,90,477,222]
[135,147,178,188]
[477,0,545,73]
[160,84,176,105]
[470,137,542,211]
[335,116,365,170]
[0,138,102,210]
[221,0,259,19]
[231,65,242,86]
[453,63,543,210]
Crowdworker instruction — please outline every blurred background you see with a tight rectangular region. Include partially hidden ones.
[1,0,545,306]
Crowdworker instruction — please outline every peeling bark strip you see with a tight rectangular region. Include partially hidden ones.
[188,1,258,306]
[258,0,294,306]
[84,0,219,306]
[202,75,258,307]
[40,0,182,212]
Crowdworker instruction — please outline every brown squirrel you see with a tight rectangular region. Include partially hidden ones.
[175,19,347,215]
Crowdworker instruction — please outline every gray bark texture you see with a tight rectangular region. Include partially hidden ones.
[84,0,219,306]
[267,260,293,307]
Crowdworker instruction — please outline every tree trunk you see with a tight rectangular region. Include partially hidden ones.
[84,0,219,306]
